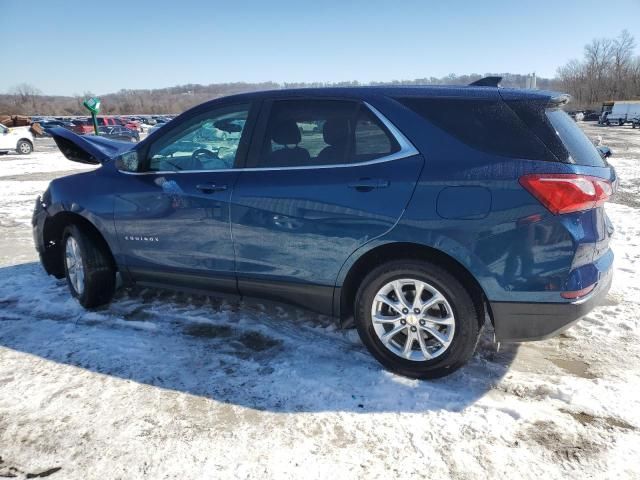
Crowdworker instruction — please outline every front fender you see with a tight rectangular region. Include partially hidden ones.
[37,167,123,266]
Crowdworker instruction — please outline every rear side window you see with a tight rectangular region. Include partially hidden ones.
[544,109,606,167]
[254,99,400,168]
[504,101,606,167]
[396,97,554,161]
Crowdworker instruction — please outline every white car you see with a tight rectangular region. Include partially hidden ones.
[0,124,34,154]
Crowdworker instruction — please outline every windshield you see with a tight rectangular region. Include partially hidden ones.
[546,109,606,167]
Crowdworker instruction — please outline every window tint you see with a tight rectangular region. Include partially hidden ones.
[354,107,394,157]
[147,104,250,172]
[544,109,606,167]
[397,97,553,160]
[255,99,399,168]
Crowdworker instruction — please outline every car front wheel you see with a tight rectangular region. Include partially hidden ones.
[63,224,116,308]
[354,260,481,379]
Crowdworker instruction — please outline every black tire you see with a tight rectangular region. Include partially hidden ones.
[16,140,32,155]
[354,260,480,379]
[62,224,116,308]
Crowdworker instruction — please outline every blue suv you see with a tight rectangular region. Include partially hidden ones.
[34,79,615,378]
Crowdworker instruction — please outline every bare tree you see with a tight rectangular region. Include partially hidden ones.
[7,83,42,114]
[557,30,640,109]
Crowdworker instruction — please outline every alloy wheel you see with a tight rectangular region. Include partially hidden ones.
[371,278,455,361]
[65,236,85,295]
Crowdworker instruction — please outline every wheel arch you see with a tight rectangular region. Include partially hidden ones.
[41,211,116,278]
[336,242,490,328]
[17,138,33,152]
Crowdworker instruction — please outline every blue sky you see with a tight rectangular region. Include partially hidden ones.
[2,0,639,96]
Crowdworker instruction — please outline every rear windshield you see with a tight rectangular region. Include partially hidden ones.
[544,109,606,167]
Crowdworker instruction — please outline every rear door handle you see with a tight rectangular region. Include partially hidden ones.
[347,178,390,192]
[196,184,228,193]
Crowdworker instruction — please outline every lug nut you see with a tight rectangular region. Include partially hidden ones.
[402,308,409,314]
[410,326,417,332]
[419,319,425,326]
[414,308,420,314]
[400,319,406,325]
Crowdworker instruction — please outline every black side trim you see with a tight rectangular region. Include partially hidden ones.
[490,273,612,342]
[238,277,334,316]
[129,268,239,297]
[127,268,334,316]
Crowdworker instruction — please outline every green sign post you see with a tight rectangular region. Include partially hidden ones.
[82,97,101,135]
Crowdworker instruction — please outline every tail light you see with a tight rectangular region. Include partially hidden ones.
[519,174,612,215]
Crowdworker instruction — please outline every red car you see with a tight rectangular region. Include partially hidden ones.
[120,118,141,132]
[72,117,138,135]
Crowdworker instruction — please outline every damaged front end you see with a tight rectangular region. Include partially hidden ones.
[47,127,134,164]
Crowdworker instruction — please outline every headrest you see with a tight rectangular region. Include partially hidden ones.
[271,120,301,145]
[323,118,349,146]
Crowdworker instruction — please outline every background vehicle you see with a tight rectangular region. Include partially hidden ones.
[36,81,615,379]
[0,123,34,154]
[96,125,140,142]
[72,116,138,135]
[604,101,640,125]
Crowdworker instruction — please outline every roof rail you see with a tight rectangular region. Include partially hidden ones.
[469,76,502,87]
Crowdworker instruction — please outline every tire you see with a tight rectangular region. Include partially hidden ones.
[16,140,32,155]
[62,224,116,308]
[354,260,480,379]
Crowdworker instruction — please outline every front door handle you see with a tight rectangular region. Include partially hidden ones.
[347,178,390,192]
[196,184,228,193]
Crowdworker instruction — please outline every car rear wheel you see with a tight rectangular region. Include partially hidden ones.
[63,224,116,308]
[16,140,32,155]
[354,260,480,379]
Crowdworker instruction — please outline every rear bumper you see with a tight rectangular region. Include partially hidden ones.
[490,269,612,342]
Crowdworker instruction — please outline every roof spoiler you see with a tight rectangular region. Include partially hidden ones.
[548,93,571,107]
[469,76,502,87]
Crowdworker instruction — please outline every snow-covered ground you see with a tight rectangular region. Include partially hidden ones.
[0,128,639,479]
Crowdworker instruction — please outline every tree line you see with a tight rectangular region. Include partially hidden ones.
[556,30,640,109]
[0,31,637,116]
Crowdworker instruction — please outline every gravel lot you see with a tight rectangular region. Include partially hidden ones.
[0,124,639,479]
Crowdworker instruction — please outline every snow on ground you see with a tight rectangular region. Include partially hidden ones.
[0,131,639,479]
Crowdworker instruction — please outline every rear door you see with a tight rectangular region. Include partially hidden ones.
[230,98,423,313]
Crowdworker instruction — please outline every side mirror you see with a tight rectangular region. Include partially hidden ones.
[115,150,140,172]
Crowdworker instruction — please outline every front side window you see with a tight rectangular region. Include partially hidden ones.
[147,104,250,172]
[255,99,399,168]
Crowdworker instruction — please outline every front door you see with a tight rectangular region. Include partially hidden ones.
[114,103,254,293]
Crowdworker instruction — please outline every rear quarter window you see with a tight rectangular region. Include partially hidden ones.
[396,97,555,161]
[544,109,606,167]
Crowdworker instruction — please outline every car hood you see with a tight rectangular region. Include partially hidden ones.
[49,127,134,164]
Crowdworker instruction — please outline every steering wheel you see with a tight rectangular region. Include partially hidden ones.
[191,148,231,170]
[192,148,218,162]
